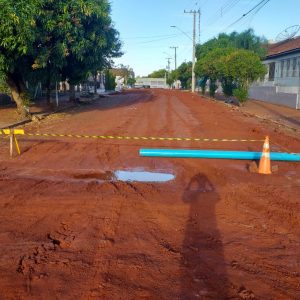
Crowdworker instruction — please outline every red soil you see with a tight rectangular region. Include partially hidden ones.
[0,89,299,299]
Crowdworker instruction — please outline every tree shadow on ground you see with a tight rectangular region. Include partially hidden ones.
[0,90,156,122]
[181,173,229,299]
[60,89,156,116]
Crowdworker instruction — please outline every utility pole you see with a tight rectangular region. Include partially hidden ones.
[166,57,172,88]
[184,9,200,93]
[198,10,201,44]
[166,57,172,73]
[170,46,178,70]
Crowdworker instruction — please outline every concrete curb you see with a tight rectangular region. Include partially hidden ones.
[0,119,31,130]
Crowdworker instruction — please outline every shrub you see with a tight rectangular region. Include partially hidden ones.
[209,80,217,97]
[233,87,248,103]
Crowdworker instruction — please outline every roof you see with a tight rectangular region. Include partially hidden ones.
[267,36,300,58]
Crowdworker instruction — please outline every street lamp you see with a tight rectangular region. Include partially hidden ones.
[170,25,192,41]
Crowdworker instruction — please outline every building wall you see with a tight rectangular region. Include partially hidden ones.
[250,52,300,109]
[249,86,298,109]
[135,78,167,89]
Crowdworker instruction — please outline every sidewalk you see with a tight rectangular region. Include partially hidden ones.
[242,99,300,131]
[208,92,300,132]
[0,94,74,129]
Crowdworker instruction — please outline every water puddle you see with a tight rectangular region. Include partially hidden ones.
[72,170,175,183]
[13,168,175,184]
[115,170,174,182]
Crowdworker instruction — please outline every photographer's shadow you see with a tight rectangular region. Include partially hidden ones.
[181,173,229,299]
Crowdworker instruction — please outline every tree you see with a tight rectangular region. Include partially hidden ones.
[223,49,266,90]
[104,70,116,91]
[195,48,234,97]
[0,0,41,116]
[196,29,267,61]
[37,0,122,102]
[0,0,122,114]
[148,69,166,78]
[127,77,136,86]
[195,46,266,101]
[176,62,192,89]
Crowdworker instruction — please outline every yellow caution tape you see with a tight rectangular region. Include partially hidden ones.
[19,132,264,143]
[14,129,25,135]
[0,129,25,135]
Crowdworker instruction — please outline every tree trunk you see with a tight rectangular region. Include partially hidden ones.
[6,73,30,119]
[69,84,76,102]
[93,72,97,94]
[46,65,52,105]
[46,86,51,105]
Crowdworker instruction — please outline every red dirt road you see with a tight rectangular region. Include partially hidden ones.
[0,90,299,299]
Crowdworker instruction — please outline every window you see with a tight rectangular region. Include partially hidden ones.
[280,60,284,78]
[286,59,290,77]
[268,62,275,81]
[292,58,297,77]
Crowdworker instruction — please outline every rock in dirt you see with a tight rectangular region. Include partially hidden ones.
[47,234,70,249]
[248,161,258,173]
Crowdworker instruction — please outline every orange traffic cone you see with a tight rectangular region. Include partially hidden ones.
[258,136,271,175]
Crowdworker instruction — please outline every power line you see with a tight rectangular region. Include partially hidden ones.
[133,33,188,45]
[225,0,271,30]
[205,0,242,26]
[122,33,190,40]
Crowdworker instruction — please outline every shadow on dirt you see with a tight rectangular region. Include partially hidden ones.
[0,90,156,124]
[64,89,156,116]
[181,173,228,299]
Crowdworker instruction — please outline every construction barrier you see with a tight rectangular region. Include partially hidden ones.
[5,131,265,143]
[0,129,24,157]
[1,129,298,161]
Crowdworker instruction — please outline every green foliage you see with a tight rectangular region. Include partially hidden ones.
[127,77,136,86]
[148,69,166,78]
[198,77,208,95]
[195,47,235,97]
[196,29,267,60]
[105,70,116,90]
[233,87,248,103]
[0,0,122,111]
[209,80,217,97]
[222,49,267,90]
[0,73,10,94]
[195,44,266,100]
[195,47,235,81]
[221,78,236,97]
[176,62,192,89]
[165,69,178,86]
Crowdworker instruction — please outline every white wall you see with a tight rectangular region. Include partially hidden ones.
[257,53,300,90]
[250,52,300,109]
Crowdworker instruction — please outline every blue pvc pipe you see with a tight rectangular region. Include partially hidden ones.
[140,149,300,162]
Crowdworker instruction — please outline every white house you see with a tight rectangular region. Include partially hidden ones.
[135,77,167,89]
[249,36,300,109]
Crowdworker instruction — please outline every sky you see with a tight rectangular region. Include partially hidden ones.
[110,0,300,77]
